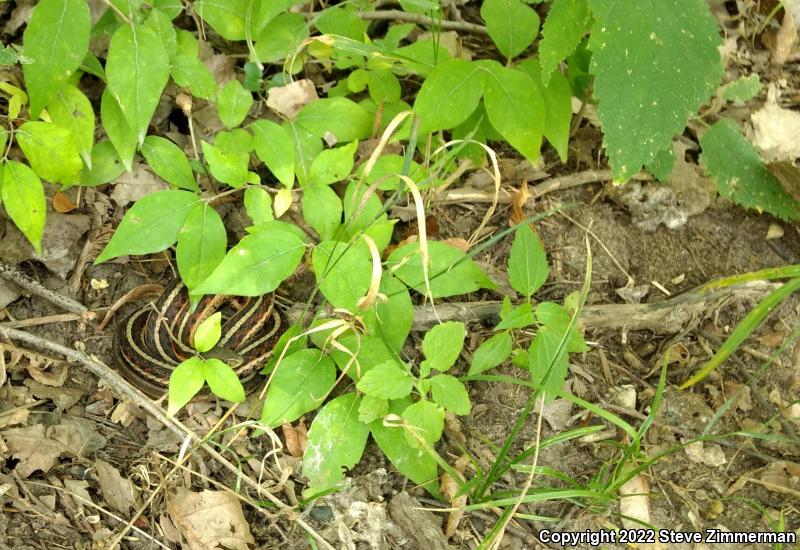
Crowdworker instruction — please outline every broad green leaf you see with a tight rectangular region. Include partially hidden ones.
[168,356,206,414]
[260,349,336,427]
[429,374,471,415]
[402,400,444,447]
[311,240,371,311]
[47,85,94,166]
[253,12,309,64]
[194,312,222,352]
[481,0,539,60]
[202,358,246,402]
[508,223,548,298]
[342,180,393,246]
[496,300,534,330]
[535,302,588,353]
[303,392,369,496]
[308,141,357,187]
[101,89,137,172]
[201,140,249,187]
[215,128,253,154]
[363,275,413,353]
[356,360,414,400]
[145,7,178,58]
[370,399,439,495]
[646,145,676,183]
[217,79,253,129]
[314,5,366,41]
[17,121,82,185]
[517,58,572,162]
[723,74,762,103]
[296,98,372,143]
[95,190,200,263]
[81,141,126,186]
[368,70,401,104]
[261,324,308,374]
[106,23,170,144]
[303,185,343,242]
[22,0,90,117]
[171,55,217,100]
[481,61,545,163]
[176,203,227,290]
[152,0,183,19]
[538,0,590,85]
[244,186,273,226]
[312,332,394,382]
[195,0,291,41]
[422,321,465,372]
[468,332,513,375]
[700,120,799,220]
[386,241,495,298]
[528,325,569,400]
[588,0,723,181]
[141,136,199,191]
[251,120,295,187]
[358,395,389,423]
[194,223,307,296]
[285,121,322,187]
[414,59,484,135]
[2,161,46,254]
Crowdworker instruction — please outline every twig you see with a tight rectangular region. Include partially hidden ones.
[0,261,88,315]
[304,9,488,34]
[0,313,84,329]
[0,325,334,550]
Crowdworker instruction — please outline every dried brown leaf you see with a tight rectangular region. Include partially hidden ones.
[168,489,255,550]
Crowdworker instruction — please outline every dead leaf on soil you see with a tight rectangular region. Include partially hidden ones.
[772,9,798,65]
[757,460,800,496]
[2,424,69,478]
[168,489,255,550]
[52,191,77,213]
[95,459,137,514]
[619,475,660,547]
[267,79,318,120]
[723,381,753,412]
[441,455,469,540]
[750,95,800,162]
[282,420,307,458]
[110,163,170,207]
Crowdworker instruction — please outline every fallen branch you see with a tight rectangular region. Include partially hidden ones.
[0,261,88,316]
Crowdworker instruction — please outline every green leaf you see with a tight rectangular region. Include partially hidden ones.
[535,302,587,353]
[47,85,94,166]
[311,331,394,382]
[217,79,253,129]
[253,12,309,64]
[285,121,322,187]
[215,128,253,154]
[2,161,46,255]
[193,0,248,40]
[370,399,439,495]
[700,120,799,220]
[588,0,723,181]
[363,275,413,353]
[16,121,82,185]
[244,186,273,226]
[303,392,369,496]
[296,98,372,143]
[356,360,414,400]
[202,357,246,402]
[260,349,336,427]
[95,190,200,263]
[171,41,217,100]
[538,0,590,85]
[101,89,137,172]
[368,69,401,104]
[402,400,444,447]
[315,5,366,41]
[481,61,545,163]
[386,241,495,298]
[308,141,357,187]
[414,59,484,135]
[303,185,343,242]
[106,23,170,144]
[516,58,572,162]
[528,325,569,399]
[508,223,548,298]
[468,332,513,375]
[201,140,249,187]
[311,240,371,311]
[646,145,676,183]
[496,299,535,330]
[176,203,227,291]
[723,74,762,103]
[145,7,178,58]
[422,321,465,372]
[22,0,90,117]
[429,374,471,415]
[194,311,222,352]
[481,0,540,60]
[141,136,199,191]
[168,356,206,414]
[194,223,307,296]
[251,119,295,187]
[358,395,388,423]
[152,0,183,19]
[81,141,125,186]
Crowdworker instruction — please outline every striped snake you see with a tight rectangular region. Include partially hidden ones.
[113,280,283,397]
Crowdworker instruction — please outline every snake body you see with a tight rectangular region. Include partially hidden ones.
[113,281,282,397]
